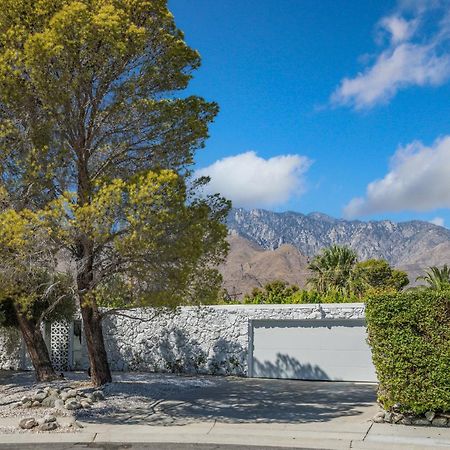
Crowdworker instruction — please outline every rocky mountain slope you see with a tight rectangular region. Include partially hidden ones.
[220,208,450,295]
[220,234,310,298]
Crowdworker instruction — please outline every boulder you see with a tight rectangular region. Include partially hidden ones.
[33,392,48,402]
[41,395,59,408]
[65,400,81,410]
[19,418,38,429]
[80,400,91,409]
[43,415,56,423]
[432,417,448,427]
[91,391,105,401]
[392,413,404,424]
[373,412,385,423]
[425,411,435,422]
[38,421,58,432]
[66,389,78,399]
[54,399,65,409]
[412,418,430,426]
[400,415,413,425]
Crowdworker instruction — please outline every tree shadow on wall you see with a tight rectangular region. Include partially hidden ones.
[252,353,330,380]
[105,326,246,376]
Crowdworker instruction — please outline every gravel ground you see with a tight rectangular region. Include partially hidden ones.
[0,371,216,430]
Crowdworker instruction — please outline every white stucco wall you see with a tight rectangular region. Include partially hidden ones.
[0,304,367,376]
[100,303,366,376]
[0,327,22,370]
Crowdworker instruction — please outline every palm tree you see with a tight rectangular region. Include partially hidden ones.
[416,265,450,290]
[307,245,358,295]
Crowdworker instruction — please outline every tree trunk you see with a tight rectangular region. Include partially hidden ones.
[80,300,112,386]
[15,310,57,382]
[76,242,112,386]
[75,142,112,386]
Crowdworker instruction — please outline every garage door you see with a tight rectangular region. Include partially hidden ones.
[249,319,377,382]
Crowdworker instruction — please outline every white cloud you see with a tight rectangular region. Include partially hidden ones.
[344,136,450,217]
[195,151,312,208]
[379,15,418,44]
[331,2,450,110]
[430,217,445,227]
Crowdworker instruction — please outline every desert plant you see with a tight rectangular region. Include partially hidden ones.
[307,245,358,295]
[416,265,450,290]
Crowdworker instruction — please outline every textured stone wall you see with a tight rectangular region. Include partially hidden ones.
[0,327,22,370]
[100,303,366,376]
[0,304,366,374]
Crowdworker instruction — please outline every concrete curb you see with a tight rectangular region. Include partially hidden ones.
[1,421,450,449]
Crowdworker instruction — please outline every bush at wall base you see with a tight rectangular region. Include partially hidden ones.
[366,289,450,415]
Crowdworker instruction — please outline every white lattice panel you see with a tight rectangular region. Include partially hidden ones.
[50,321,70,372]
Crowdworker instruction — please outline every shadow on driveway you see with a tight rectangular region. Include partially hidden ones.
[76,374,377,426]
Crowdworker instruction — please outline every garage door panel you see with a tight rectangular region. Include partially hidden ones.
[250,319,377,382]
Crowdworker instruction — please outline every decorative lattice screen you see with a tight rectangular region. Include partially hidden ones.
[50,321,70,372]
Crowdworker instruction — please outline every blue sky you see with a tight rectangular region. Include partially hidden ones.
[169,0,450,227]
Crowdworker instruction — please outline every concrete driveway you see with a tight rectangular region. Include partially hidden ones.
[75,374,379,426]
[2,373,450,448]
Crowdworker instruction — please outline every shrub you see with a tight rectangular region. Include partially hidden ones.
[241,281,360,304]
[366,290,450,414]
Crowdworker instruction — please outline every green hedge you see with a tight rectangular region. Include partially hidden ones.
[366,290,450,414]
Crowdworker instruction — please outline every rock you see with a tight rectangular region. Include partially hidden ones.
[47,388,59,397]
[384,412,392,423]
[80,400,91,409]
[432,417,448,427]
[65,400,81,410]
[392,413,404,424]
[66,389,78,399]
[22,401,32,408]
[38,421,58,431]
[69,420,84,429]
[20,396,31,404]
[392,403,402,412]
[33,392,47,402]
[400,415,413,425]
[43,415,56,423]
[54,399,64,409]
[19,418,38,429]
[60,392,69,402]
[41,395,59,408]
[425,411,435,422]
[412,418,430,426]
[373,412,385,423]
[91,391,105,401]
[32,401,41,407]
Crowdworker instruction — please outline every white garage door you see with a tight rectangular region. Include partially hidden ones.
[249,319,377,382]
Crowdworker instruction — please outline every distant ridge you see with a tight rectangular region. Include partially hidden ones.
[219,208,450,296]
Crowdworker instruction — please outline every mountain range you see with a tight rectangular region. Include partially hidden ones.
[220,208,450,297]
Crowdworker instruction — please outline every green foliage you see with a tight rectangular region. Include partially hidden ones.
[416,265,450,291]
[240,281,359,305]
[366,290,450,414]
[243,281,299,304]
[353,259,409,294]
[307,245,358,295]
[0,268,75,328]
[307,246,408,298]
[0,0,230,310]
